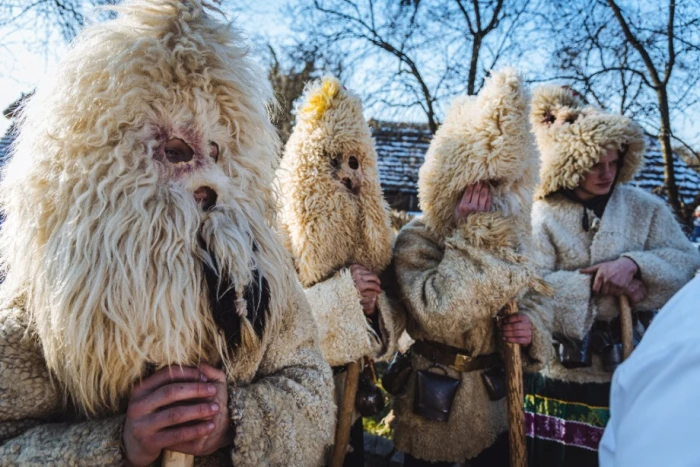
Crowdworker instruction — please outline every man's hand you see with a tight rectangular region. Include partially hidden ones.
[350,264,381,317]
[122,366,220,467]
[498,313,532,346]
[164,363,233,457]
[580,257,639,296]
[624,279,647,305]
[454,181,491,226]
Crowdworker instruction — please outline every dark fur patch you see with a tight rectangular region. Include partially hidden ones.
[202,254,269,348]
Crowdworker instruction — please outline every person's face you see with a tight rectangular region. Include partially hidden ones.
[574,148,619,200]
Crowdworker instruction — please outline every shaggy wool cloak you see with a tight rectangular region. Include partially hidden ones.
[0,1,335,465]
[278,77,403,367]
[530,85,700,384]
[0,281,333,466]
[391,70,553,463]
[525,87,699,466]
[533,187,700,384]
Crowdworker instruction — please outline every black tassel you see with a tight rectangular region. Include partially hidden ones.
[582,206,590,232]
[202,256,269,348]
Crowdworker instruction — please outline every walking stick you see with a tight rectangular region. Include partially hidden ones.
[330,359,362,467]
[162,451,194,467]
[619,295,634,360]
[503,300,527,467]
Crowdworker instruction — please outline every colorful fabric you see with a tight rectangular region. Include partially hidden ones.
[524,372,610,467]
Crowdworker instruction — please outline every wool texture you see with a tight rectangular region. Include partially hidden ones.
[303,269,401,366]
[530,84,698,385]
[530,85,646,199]
[278,76,394,287]
[532,185,700,384]
[392,70,553,463]
[393,220,553,462]
[277,76,402,366]
[418,69,539,243]
[0,1,334,465]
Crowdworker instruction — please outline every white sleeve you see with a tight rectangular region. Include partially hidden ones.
[600,278,700,467]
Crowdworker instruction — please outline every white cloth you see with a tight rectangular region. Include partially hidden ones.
[599,276,700,467]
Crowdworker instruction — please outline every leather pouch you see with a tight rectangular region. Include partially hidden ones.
[554,333,592,369]
[414,365,460,422]
[601,343,623,373]
[481,366,506,401]
[355,360,386,417]
[383,350,413,396]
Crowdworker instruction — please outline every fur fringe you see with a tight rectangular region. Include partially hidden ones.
[530,85,646,199]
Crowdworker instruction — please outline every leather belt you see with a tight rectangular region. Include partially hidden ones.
[413,340,501,373]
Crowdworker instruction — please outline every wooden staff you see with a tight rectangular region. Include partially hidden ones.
[162,451,194,467]
[503,300,527,467]
[619,295,634,360]
[330,359,362,467]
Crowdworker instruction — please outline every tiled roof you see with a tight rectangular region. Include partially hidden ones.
[370,120,430,194]
[0,125,14,163]
[629,140,700,205]
[371,120,700,206]
[1,118,698,207]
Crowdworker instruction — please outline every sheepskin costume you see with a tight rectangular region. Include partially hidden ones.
[277,76,401,367]
[0,2,334,465]
[526,85,700,465]
[392,69,553,463]
[530,84,700,379]
[531,86,646,200]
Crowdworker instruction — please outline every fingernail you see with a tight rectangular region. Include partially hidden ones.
[207,422,215,430]
[200,373,207,381]
[208,384,216,394]
[211,403,219,412]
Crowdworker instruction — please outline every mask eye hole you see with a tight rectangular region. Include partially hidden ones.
[348,156,359,170]
[164,138,194,163]
[209,142,219,163]
[330,157,340,168]
[542,113,556,125]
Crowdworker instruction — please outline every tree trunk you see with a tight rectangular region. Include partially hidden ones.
[468,35,482,96]
[427,109,438,135]
[657,88,682,216]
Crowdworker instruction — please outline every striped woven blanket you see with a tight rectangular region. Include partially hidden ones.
[524,372,610,467]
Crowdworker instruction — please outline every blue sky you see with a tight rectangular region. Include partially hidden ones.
[1,1,698,148]
[0,2,291,135]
